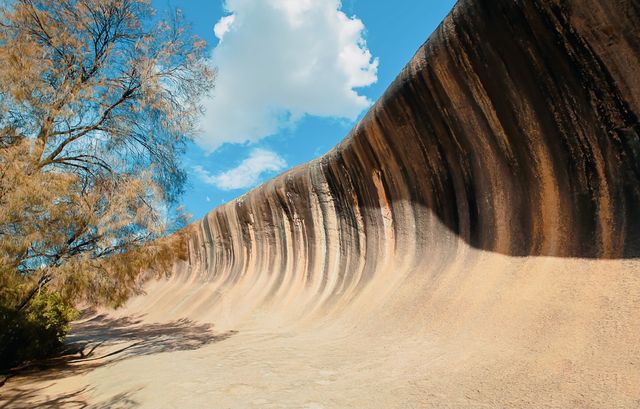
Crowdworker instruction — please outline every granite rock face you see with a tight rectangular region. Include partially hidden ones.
[185,0,640,292]
[7,1,639,407]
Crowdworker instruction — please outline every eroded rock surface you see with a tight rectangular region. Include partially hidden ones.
[4,1,640,408]
[184,0,640,299]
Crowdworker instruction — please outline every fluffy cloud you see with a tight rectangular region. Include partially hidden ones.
[194,148,287,190]
[196,0,378,152]
[213,14,235,41]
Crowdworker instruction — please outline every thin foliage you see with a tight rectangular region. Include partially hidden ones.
[0,0,212,366]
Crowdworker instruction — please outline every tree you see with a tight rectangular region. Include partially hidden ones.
[0,0,213,365]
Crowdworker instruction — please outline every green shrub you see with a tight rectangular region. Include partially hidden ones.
[0,290,78,370]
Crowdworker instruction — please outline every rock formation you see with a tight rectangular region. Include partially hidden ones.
[183,0,640,301]
[4,0,640,407]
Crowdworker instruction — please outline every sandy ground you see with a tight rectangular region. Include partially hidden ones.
[2,239,639,409]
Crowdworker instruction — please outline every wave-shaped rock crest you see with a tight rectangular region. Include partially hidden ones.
[40,1,639,407]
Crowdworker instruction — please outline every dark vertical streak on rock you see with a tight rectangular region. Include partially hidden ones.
[180,0,640,308]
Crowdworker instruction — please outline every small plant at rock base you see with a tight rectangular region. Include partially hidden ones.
[0,290,79,370]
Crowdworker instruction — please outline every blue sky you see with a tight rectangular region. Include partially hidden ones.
[153,0,456,221]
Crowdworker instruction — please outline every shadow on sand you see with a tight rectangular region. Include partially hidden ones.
[66,313,238,364]
[0,384,140,409]
[0,313,237,408]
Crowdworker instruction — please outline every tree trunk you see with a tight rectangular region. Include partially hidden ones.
[16,273,51,312]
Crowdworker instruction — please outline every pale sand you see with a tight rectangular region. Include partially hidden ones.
[2,236,639,408]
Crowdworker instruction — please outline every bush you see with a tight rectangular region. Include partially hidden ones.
[0,290,78,371]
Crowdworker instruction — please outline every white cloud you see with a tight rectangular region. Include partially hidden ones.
[196,0,378,152]
[194,148,287,190]
[213,14,235,41]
